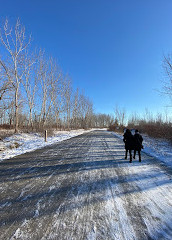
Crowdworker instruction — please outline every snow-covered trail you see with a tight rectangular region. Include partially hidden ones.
[0,130,172,240]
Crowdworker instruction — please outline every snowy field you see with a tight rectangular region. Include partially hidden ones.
[0,129,172,166]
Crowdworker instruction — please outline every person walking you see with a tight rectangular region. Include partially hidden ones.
[123,129,135,163]
[133,129,143,162]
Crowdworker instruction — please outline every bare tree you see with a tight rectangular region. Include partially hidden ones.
[0,18,31,132]
[115,106,126,126]
[162,54,172,105]
[94,113,114,128]
[36,53,49,128]
[61,75,73,130]
[45,58,62,127]
[0,76,13,101]
[36,54,62,129]
[78,93,93,129]
[22,51,38,129]
[52,76,63,130]
[71,88,80,129]
[1,18,107,132]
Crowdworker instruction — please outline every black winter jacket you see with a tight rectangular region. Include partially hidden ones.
[134,133,143,151]
[123,132,135,150]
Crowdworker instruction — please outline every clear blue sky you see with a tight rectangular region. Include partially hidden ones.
[1,0,172,118]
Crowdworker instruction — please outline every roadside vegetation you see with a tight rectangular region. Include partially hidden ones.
[109,110,172,143]
[0,18,113,139]
[127,115,172,142]
[109,52,172,143]
[109,119,172,144]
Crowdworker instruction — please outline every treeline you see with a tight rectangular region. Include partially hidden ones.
[0,19,113,132]
[109,110,172,142]
[109,50,172,143]
[128,114,172,142]
[126,54,172,142]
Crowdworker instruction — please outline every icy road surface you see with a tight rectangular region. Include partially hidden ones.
[0,130,172,240]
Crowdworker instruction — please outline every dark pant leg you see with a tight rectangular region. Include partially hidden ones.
[138,150,141,161]
[129,150,132,162]
[133,150,136,158]
[125,149,128,159]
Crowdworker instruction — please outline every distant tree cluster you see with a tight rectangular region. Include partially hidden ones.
[108,54,172,142]
[127,111,172,142]
[108,106,172,142]
[0,19,113,132]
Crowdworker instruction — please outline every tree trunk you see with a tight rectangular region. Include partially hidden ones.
[15,89,19,133]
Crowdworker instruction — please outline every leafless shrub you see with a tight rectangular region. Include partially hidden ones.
[128,116,172,143]
[9,142,20,149]
[0,128,15,139]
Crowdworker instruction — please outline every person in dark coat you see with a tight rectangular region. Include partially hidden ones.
[123,129,135,162]
[133,129,143,162]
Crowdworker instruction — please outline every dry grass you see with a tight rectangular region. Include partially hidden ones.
[0,129,15,140]
[128,121,172,143]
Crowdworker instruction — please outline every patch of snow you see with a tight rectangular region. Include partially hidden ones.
[10,228,23,239]
[0,129,96,162]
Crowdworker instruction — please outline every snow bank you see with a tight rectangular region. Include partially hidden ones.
[0,129,94,162]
